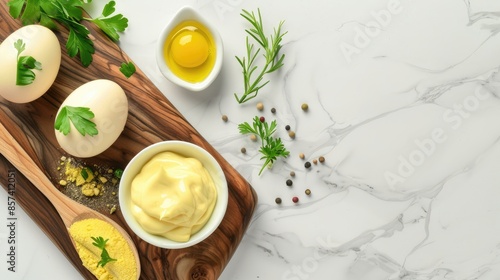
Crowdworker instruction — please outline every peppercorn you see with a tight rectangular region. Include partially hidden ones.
[271,108,276,114]
[319,156,325,163]
[222,115,228,122]
[299,153,305,159]
[286,179,293,186]
[250,134,257,142]
[259,116,265,122]
[241,147,246,154]
[285,125,291,131]
[257,102,264,111]
[288,131,296,139]
[301,103,309,111]
[292,196,299,203]
[313,159,318,165]
[275,197,282,204]
[290,171,296,177]
[304,161,311,168]
[305,189,311,195]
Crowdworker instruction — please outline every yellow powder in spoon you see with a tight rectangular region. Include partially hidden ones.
[69,218,137,280]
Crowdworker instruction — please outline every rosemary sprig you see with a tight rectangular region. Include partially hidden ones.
[238,116,289,175]
[234,9,287,104]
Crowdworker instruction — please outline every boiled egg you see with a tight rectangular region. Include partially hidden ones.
[54,79,128,158]
[156,6,223,91]
[0,25,61,103]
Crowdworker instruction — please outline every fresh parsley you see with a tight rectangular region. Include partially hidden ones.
[119,61,136,78]
[7,0,128,67]
[14,39,42,86]
[234,9,287,104]
[238,116,289,175]
[91,236,117,268]
[54,106,98,136]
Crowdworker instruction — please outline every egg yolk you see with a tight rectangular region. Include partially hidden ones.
[171,31,209,68]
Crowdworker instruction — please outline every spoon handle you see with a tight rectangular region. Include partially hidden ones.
[0,120,78,227]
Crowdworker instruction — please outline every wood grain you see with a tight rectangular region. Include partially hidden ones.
[0,2,257,279]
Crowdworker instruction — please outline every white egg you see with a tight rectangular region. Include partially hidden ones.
[55,79,128,158]
[0,25,61,103]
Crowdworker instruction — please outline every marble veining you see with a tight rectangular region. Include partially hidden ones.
[2,0,500,279]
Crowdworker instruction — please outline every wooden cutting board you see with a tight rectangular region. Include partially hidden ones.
[0,2,257,279]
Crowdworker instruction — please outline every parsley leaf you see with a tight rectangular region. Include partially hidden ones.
[238,116,289,175]
[7,0,128,67]
[54,106,98,136]
[87,1,128,42]
[14,39,42,86]
[91,236,117,267]
[119,61,136,78]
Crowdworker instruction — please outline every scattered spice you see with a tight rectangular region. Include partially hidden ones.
[290,171,295,177]
[319,156,325,163]
[285,125,291,131]
[286,179,293,186]
[292,196,299,203]
[222,115,228,122]
[241,147,247,154]
[313,159,318,165]
[57,156,121,213]
[288,131,296,139]
[305,189,311,195]
[301,103,309,111]
[250,134,257,142]
[69,218,137,280]
[304,161,311,169]
[271,107,276,114]
[299,153,305,159]
[256,102,264,111]
[275,197,282,204]
[259,116,265,122]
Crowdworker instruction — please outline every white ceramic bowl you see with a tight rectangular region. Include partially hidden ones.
[156,6,223,91]
[119,141,228,249]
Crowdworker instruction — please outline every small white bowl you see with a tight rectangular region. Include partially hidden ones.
[156,6,223,91]
[119,141,228,249]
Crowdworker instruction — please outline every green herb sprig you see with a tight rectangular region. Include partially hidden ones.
[54,106,98,136]
[119,61,136,78]
[14,39,42,86]
[238,116,289,175]
[234,9,287,104]
[7,0,128,67]
[91,236,117,268]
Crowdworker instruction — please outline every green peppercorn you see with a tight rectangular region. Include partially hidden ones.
[301,103,309,111]
[305,189,311,195]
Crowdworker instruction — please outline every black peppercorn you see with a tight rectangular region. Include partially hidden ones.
[286,179,293,186]
[305,161,311,168]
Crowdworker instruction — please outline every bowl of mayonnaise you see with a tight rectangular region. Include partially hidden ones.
[119,140,228,249]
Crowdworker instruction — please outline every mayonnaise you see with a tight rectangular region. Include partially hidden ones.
[130,151,217,242]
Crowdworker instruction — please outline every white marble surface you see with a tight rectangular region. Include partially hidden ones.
[2,0,500,279]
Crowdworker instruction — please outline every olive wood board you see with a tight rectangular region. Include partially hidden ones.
[0,2,257,279]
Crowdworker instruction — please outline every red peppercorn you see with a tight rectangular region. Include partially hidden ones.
[260,116,265,122]
[292,196,299,203]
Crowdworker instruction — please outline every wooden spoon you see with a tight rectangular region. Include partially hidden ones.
[0,121,141,279]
